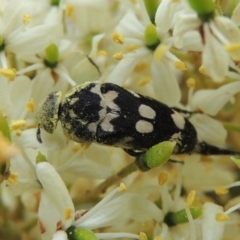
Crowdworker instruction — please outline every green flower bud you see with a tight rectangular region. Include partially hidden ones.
[67,226,98,240]
[136,141,176,171]
[144,23,160,50]
[164,207,203,226]
[188,0,215,21]
[44,43,59,68]
[36,152,47,163]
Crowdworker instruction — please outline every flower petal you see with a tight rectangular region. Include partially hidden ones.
[202,24,229,82]
[191,81,240,115]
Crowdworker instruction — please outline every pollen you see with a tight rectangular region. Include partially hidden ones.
[64,207,73,220]
[26,98,35,113]
[186,78,195,88]
[174,61,187,70]
[187,190,196,207]
[66,5,75,17]
[154,237,162,240]
[134,62,148,72]
[158,171,169,186]
[97,50,107,56]
[125,44,140,52]
[225,43,240,52]
[7,172,18,185]
[22,14,31,24]
[215,186,229,195]
[113,51,124,60]
[0,68,16,81]
[139,76,151,86]
[15,129,22,137]
[154,45,167,61]
[199,65,206,75]
[10,120,26,131]
[216,213,230,222]
[139,232,147,240]
[72,144,82,152]
[112,31,124,44]
[118,182,126,192]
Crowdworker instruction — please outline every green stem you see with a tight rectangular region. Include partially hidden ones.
[222,122,240,132]
[94,162,138,194]
[74,162,138,205]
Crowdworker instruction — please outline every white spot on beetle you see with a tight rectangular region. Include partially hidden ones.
[171,110,185,129]
[88,122,98,133]
[69,97,79,105]
[90,83,102,96]
[135,120,153,133]
[103,90,120,111]
[88,108,106,133]
[69,109,78,118]
[100,112,119,132]
[89,86,121,133]
[139,104,156,119]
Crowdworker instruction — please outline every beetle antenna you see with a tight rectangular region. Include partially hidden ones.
[86,55,102,78]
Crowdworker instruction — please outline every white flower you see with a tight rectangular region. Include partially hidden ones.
[39,171,161,240]
[0,0,62,67]
[202,202,225,240]
[172,4,240,82]
[105,1,183,107]
[17,39,78,87]
[63,0,114,38]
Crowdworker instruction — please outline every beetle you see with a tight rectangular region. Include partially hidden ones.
[36,81,240,156]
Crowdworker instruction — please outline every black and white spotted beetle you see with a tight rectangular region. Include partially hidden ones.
[36,81,240,157]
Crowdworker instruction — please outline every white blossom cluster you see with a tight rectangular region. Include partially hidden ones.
[1,0,240,239]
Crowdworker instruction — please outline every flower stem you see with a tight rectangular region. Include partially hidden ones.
[94,162,138,194]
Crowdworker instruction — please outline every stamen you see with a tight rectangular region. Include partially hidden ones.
[66,5,74,17]
[139,76,151,86]
[139,232,147,240]
[22,14,31,24]
[158,171,169,186]
[187,190,196,207]
[112,32,124,44]
[0,68,16,81]
[215,213,230,222]
[154,45,167,61]
[7,172,18,185]
[174,61,187,70]
[199,65,206,75]
[113,51,124,60]
[118,183,126,192]
[26,98,35,112]
[64,206,73,220]
[215,186,228,195]
[10,120,26,131]
[186,78,195,88]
